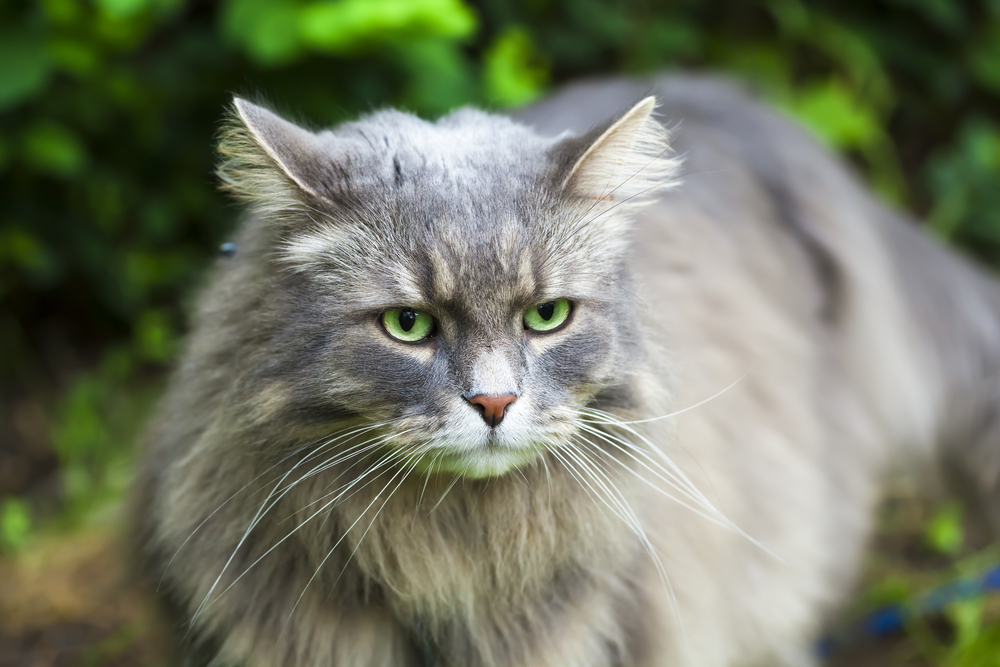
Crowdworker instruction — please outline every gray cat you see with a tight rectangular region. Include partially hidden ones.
[134,75,1000,667]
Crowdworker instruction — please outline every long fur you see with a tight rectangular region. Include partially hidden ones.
[134,75,999,667]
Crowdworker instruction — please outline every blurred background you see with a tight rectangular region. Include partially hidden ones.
[2,0,1000,664]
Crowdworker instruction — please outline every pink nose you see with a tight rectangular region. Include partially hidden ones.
[468,394,517,428]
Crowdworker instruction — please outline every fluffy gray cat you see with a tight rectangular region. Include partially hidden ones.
[134,75,1000,667]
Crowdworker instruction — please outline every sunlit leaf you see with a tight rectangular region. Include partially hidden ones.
[41,0,83,24]
[483,27,548,107]
[299,0,477,53]
[0,499,32,552]
[95,0,151,19]
[925,501,964,555]
[222,0,303,65]
[946,599,984,651]
[782,79,879,150]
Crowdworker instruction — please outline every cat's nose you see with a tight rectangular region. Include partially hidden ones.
[467,393,517,428]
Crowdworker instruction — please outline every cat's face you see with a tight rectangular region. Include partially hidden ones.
[220,99,678,477]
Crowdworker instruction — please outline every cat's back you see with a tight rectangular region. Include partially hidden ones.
[519,75,938,450]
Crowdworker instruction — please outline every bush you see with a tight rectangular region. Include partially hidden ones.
[1,0,999,507]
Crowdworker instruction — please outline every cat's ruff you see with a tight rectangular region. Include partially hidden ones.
[135,76,997,667]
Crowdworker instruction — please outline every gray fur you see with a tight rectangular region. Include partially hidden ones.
[135,75,998,666]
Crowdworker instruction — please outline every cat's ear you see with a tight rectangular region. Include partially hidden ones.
[217,97,329,209]
[559,96,680,206]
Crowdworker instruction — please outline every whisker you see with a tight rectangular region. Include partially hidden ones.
[161,422,386,591]
[277,436,407,521]
[289,442,412,520]
[574,420,709,504]
[540,453,553,514]
[413,451,443,525]
[574,423,726,523]
[429,473,461,513]
[282,446,421,631]
[573,410,716,505]
[191,427,414,623]
[580,372,749,425]
[199,444,414,615]
[573,409,782,562]
[559,439,683,632]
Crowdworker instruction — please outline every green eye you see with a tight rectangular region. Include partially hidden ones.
[381,308,436,342]
[523,299,571,332]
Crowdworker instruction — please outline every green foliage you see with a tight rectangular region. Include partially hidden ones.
[484,26,548,107]
[927,501,966,556]
[223,0,477,66]
[0,498,32,552]
[928,118,1000,264]
[0,29,52,109]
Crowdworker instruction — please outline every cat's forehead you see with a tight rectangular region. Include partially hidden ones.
[284,202,565,311]
[343,108,553,173]
[279,110,578,304]
[264,103,650,310]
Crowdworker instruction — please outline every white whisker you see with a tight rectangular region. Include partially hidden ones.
[283,447,421,631]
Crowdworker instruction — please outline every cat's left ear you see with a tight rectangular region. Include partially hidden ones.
[557,96,680,206]
[217,97,337,210]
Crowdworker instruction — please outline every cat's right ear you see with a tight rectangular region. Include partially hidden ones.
[553,96,680,209]
[217,98,329,209]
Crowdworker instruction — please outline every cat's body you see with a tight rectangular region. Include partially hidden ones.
[135,76,1000,667]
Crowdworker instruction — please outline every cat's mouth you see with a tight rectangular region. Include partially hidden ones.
[410,442,546,479]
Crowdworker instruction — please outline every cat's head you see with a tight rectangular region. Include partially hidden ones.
[216,96,679,478]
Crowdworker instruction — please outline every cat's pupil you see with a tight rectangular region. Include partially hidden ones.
[399,310,417,332]
[537,302,555,320]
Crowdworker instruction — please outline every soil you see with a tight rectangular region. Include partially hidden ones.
[0,523,172,667]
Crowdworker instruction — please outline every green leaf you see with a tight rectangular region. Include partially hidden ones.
[49,39,101,76]
[135,309,176,362]
[0,499,32,552]
[970,27,1000,93]
[23,122,87,177]
[0,31,52,110]
[41,0,83,24]
[925,501,964,555]
[946,599,984,651]
[95,0,152,19]
[299,0,477,53]
[782,79,879,150]
[483,27,548,107]
[395,39,476,115]
[222,0,303,66]
[0,228,55,277]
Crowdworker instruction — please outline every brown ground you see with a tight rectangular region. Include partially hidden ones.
[0,520,171,667]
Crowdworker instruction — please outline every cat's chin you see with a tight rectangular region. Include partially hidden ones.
[413,447,543,479]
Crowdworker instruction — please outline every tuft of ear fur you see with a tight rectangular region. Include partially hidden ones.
[216,98,324,215]
[562,96,681,207]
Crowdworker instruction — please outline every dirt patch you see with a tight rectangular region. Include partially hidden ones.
[0,525,172,667]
